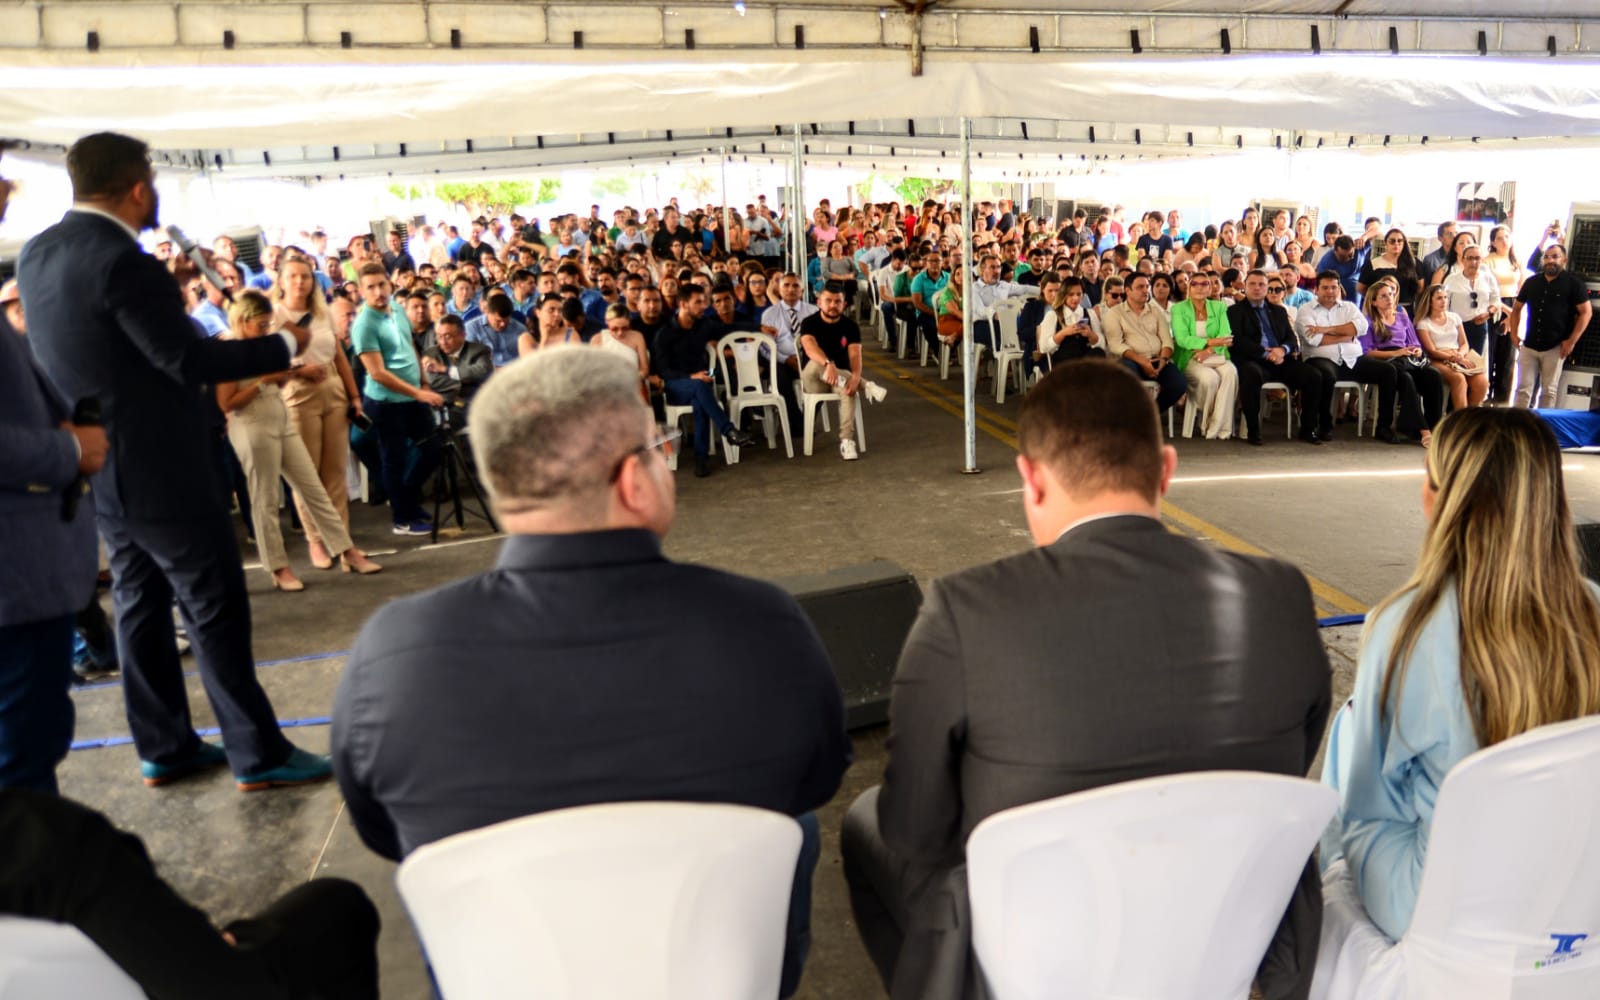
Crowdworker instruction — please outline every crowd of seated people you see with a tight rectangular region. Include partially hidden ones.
[7,149,1600,999]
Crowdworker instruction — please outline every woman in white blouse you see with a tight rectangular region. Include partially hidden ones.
[1415,284,1488,410]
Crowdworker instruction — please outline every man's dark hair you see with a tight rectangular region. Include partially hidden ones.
[561,297,586,324]
[1334,235,1355,252]
[407,290,432,304]
[1436,221,1454,239]
[1316,269,1342,287]
[1073,208,1087,220]
[1221,267,1242,287]
[438,314,465,332]
[483,292,513,319]
[509,268,534,284]
[1246,269,1269,281]
[1020,360,1161,501]
[66,132,152,201]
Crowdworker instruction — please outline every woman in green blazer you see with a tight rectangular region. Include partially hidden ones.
[1169,273,1239,439]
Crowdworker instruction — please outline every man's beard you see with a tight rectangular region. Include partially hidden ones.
[1546,263,1562,277]
[140,190,160,231]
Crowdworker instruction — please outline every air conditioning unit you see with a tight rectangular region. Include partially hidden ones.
[222,226,266,274]
[369,217,410,247]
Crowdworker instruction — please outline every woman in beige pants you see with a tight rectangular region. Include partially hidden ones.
[218,292,381,591]
[273,255,362,570]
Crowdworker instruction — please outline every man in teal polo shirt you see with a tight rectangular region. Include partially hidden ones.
[352,262,443,535]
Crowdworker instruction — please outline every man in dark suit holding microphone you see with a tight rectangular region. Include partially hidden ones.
[0,155,108,793]
[22,132,330,791]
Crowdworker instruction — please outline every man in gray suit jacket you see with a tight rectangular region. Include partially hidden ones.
[842,360,1331,1000]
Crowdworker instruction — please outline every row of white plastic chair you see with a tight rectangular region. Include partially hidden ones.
[6,714,1596,999]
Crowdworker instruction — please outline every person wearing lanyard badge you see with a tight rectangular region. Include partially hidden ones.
[350,262,443,535]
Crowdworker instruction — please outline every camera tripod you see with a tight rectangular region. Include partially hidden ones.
[427,413,497,543]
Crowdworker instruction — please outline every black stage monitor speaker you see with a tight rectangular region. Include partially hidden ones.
[770,561,922,730]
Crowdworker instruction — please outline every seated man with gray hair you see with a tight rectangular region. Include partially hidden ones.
[332,346,851,998]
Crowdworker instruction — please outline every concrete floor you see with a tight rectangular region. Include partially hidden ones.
[55,335,1600,999]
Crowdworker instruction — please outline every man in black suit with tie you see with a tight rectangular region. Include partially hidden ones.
[841,360,1331,1000]
[1228,269,1326,446]
[332,346,850,998]
[22,132,331,791]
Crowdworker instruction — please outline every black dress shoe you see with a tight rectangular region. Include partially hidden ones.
[722,428,758,449]
[1244,434,1264,446]
[1298,431,1324,445]
[1375,428,1406,444]
[694,454,712,478]
[1318,426,1335,441]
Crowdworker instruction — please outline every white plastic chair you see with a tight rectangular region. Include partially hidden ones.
[1330,381,1367,437]
[991,300,1028,404]
[396,802,803,1000]
[663,343,722,470]
[967,771,1336,1000]
[1141,381,1178,437]
[795,375,867,457]
[716,332,793,462]
[1312,715,1600,1000]
[0,918,145,999]
[1239,381,1295,439]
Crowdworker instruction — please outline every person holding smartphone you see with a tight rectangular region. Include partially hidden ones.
[1103,271,1188,415]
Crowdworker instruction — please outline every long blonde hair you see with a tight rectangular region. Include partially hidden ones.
[1361,275,1401,344]
[1377,407,1600,747]
[271,253,328,322]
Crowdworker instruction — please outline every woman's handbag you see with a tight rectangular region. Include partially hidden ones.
[1448,348,1487,377]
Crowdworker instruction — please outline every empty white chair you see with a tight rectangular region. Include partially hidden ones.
[991,300,1028,404]
[1331,381,1368,437]
[795,377,867,457]
[968,771,1336,1000]
[1312,715,1600,1000]
[397,802,803,1000]
[716,332,793,462]
[663,344,721,471]
[0,918,145,1000]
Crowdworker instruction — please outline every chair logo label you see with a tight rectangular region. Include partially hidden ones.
[1534,933,1588,969]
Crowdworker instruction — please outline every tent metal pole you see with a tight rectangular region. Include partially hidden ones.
[719,146,734,260]
[960,116,979,474]
[793,124,808,304]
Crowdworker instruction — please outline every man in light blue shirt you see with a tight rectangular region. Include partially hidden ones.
[464,293,527,368]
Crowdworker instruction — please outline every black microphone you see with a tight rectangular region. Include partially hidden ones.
[166,224,233,303]
[62,398,100,522]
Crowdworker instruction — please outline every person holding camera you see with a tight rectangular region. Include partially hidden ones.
[422,314,493,405]
[217,292,382,592]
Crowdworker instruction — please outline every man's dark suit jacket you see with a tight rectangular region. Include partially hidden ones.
[1227,297,1302,363]
[21,211,293,521]
[422,340,493,400]
[879,514,1331,999]
[331,529,853,861]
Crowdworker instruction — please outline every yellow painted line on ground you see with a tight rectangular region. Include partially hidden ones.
[866,350,1371,616]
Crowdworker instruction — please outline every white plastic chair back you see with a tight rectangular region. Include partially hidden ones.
[968,771,1335,1000]
[716,332,792,460]
[397,802,802,1000]
[992,300,1028,403]
[0,918,145,999]
[1314,714,1600,1000]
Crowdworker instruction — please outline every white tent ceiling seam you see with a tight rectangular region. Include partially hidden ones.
[3,53,1600,160]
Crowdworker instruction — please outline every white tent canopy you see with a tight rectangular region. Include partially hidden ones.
[4,1,1600,179]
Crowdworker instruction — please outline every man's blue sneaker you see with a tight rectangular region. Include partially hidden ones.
[392,520,432,536]
[140,741,228,787]
[235,747,333,792]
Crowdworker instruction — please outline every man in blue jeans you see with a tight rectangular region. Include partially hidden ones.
[652,283,755,477]
[351,262,442,534]
[333,348,849,997]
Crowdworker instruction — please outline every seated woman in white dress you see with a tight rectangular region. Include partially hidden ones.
[1321,407,1600,941]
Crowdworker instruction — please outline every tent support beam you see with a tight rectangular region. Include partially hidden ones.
[960,115,978,476]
